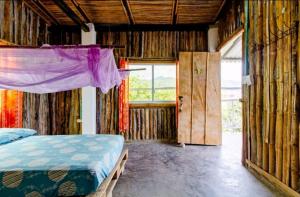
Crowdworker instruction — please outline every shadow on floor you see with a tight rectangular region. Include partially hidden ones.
[114,133,284,197]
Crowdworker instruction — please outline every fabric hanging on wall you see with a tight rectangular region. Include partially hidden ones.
[0,46,128,94]
[118,58,129,132]
[0,90,23,128]
[176,60,179,130]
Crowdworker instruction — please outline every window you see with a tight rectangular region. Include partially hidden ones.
[129,63,176,102]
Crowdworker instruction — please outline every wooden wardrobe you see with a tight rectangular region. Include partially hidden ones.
[177,52,221,145]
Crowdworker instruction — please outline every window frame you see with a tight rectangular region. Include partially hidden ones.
[128,62,176,104]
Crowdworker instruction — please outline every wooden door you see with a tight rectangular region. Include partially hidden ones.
[178,52,192,144]
[178,52,221,145]
[205,53,221,145]
[191,52,207,144]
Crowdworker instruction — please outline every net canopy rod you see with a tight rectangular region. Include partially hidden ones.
[0,44,125,49]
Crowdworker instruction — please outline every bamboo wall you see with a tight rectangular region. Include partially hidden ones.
[218,0,300,192]
[245,0,300,192]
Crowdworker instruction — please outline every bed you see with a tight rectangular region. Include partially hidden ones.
[0,129,128,197]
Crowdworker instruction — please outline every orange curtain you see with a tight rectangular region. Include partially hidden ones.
[118,59,129,133]
[0,90,23,128]
[176,60,179,130]
[0,41,23,128]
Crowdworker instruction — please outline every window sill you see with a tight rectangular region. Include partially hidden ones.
[129,102,176,108]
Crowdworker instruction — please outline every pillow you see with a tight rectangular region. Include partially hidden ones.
[0,128,37,145]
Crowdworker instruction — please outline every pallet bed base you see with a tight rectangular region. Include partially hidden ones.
[87,149,128,197]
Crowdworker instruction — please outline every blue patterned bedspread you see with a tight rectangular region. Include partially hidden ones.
[0,134,124,197]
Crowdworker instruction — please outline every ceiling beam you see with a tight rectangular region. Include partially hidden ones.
[95,24,209,32]
[70,0,91,23]
[172,0,178,25]
[23,1,52,25]
[27,0,60,25]
[121,0,134,25]
[214,0,227,22]
[53,0,89,32]
[49,24,210,32]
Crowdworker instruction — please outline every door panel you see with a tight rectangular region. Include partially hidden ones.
[178,52,192,143]
[191,52,207,144]
[205,53,222,145]
[178,52,221,145]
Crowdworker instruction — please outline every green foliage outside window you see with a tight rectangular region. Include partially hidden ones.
[129,76,152,101]
[154,89,176,101]
[222,101,242,132]
[129,64,176,102]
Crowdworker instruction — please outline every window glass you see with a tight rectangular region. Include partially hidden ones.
[129,65,152,102]
[154,65,176,101]
[129,63,176,102]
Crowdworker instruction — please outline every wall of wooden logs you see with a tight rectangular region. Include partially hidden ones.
[0,0,82,135]
[1,0,207,140]
[47,28,208,139]
[96,30,207,140]
[0,0,48,46]
[1,4,207,138]
[124,105,177,141]
[23,28,82,135]
[97,30,208,59]
[217,0,243,47]
[96,87,119,135]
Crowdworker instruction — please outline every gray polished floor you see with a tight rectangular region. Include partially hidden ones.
[114,133,284,197]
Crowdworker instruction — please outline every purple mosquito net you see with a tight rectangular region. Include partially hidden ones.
[0,46,128,94]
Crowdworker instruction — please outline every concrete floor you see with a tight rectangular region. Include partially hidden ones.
[114,133,284,197]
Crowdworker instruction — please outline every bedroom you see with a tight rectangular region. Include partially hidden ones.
[0,0,299,197]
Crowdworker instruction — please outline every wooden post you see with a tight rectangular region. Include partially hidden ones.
[282,0,292,185]
[262,0,270,171]
[267,0,277,176]
[255,0,263,168]
[249,0,257,164]
[275,0,284,181]
[290,0,299,190]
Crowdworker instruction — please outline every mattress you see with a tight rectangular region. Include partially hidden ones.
[0,132,124,197]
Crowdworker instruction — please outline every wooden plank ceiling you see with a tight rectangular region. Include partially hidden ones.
[25,0,225,26]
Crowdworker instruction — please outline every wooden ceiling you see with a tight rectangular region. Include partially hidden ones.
[129,0,174,24]
[25,0,225,27]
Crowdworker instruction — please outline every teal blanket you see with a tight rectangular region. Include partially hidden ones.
[0,134,124,197]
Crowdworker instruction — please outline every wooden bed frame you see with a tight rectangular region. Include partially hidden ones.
[87,149,128,197]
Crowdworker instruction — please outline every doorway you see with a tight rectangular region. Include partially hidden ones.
[220,34,243,151]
